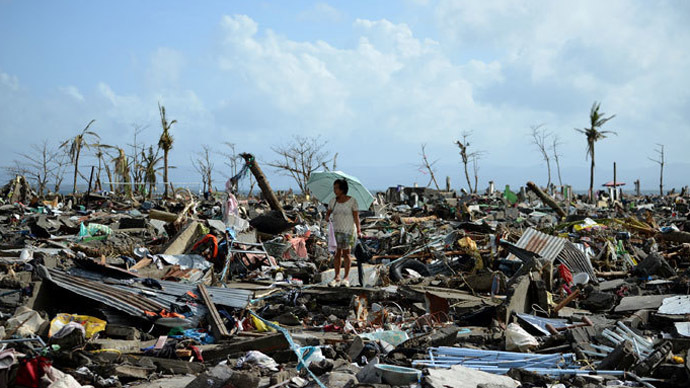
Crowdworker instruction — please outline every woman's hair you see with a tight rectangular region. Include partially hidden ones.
[334,179,349,194]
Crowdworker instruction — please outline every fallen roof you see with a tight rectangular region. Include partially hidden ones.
[37,265,252,321]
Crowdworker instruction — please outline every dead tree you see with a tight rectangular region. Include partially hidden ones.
[649,144,665,196]
[193,145,215,193]
[241,153,286,218]
[7,141,62,196]
[268,135,329,194]
[158,103,176,198]
[113,148,132,198]
[530,124,552,189]
[141,145,163,199]
[321,152,338,171]
[220,142,240,178]
[419,144,441,190]
[128,124,148,194]
[60,119,98,194]
[551,134,564,187]
[472,153,481,193]
[454,132,484,193]
[52,152,70,193]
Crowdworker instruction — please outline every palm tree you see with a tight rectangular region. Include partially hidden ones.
[60,119,98,194]
[575,102,616,202]
[158,103,176,197]
[113,147,132,198]
[94,144,116,192]
[141,145,163,199]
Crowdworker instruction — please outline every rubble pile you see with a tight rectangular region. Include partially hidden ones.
[0,175,689,388]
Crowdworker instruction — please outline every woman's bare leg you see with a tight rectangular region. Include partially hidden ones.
[333,249,342,279]
[342,249,351,280]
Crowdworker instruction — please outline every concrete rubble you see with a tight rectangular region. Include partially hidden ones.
[0,172,690,388]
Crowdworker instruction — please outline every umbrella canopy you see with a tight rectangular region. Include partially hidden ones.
[307,171,374,211]
[602,181,626,187]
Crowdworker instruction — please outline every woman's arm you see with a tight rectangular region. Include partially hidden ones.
[325,208,332,222]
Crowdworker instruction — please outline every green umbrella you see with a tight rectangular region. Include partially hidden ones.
[307,171,375,211]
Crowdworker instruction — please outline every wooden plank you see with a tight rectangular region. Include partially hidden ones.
[130,257,152,271]
[198,284,231,340]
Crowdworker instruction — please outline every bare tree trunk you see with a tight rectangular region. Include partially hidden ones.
[471,155,480,194]
[163,151,169,197]
[241,153,286,219]
[463,161,472,193]
[248,175,255,198]
[473,170,478,194]
[659,163,664,197]
[546,158,552,191]
[72,147,81,194]
[527,181,567,218]
[589,144,595,203]
[555,157,563,187]
[421,145,441,190]
[105,164,114,192]
[37,173,44,196]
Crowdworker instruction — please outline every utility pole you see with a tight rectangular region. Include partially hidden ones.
[613,162,617,201]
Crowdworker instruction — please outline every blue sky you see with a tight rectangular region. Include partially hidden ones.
[1,0,689,192]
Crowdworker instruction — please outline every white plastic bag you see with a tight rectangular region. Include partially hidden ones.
[505,323,539,352]
[237,350,279,371]
[327,220,337,254]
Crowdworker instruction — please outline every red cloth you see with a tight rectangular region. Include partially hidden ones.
[15,356,51,388]
[558,264,573,285]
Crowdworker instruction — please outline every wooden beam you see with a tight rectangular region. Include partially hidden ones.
[198,284,231,340]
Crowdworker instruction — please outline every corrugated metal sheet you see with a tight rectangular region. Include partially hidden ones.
[38,266,166,318]
[559,242,598,283]
[506,228,597,283]
[506,228,566,263]
[65,268,252,309]
[38,266,252,322]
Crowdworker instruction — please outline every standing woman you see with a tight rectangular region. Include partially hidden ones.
[325,179,362,287]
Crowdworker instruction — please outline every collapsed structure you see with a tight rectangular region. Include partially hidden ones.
[0,169,689,388]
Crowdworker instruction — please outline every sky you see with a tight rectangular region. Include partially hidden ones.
[1,0,689,193]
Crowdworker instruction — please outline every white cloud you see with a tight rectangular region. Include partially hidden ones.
[215,14,517,147]
[60,85,84,101]
[434,0,690,169]
[1,5,689,191]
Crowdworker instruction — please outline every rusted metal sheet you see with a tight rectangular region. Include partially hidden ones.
[506,228,597,283]
[506,228,566,263]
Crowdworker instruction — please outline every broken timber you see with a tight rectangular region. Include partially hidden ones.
[198,284,231,340]
[240,153,286,220]
[526,181,567,219]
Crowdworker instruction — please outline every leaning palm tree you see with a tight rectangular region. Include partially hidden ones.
[60,119,98,194]
[575,102,616,202]
[158,103,176,197]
